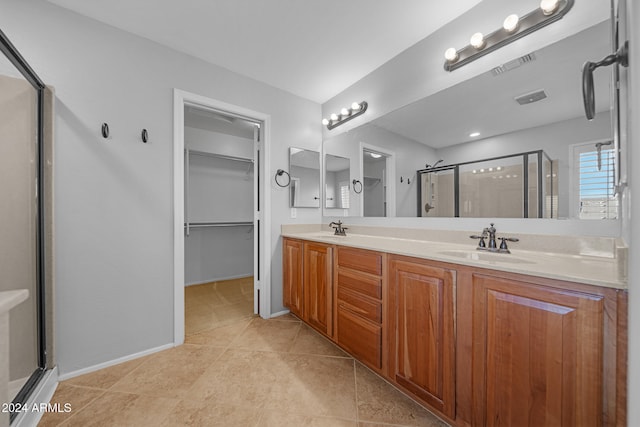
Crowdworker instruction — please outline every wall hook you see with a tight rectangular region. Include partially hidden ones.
[101,123,110,139]
[141,129,149,143]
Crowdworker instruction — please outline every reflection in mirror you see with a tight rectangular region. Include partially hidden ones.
[323,18,615,220]
[363,149,390,217]
[289,147,320,208]
[325,154,350,209]
[420,167,455,217]
[418,151,554,218]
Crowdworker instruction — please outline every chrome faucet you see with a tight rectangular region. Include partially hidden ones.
[329,221,348,236]
[470,223,519,253]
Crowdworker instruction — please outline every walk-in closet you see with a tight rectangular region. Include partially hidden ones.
[183,106,258,336]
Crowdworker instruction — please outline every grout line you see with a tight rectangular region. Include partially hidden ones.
[353,359,359,425]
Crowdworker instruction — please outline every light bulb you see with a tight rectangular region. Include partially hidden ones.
[351,102,361,110]
[472,170,477,174]
[480,168,485,173]
[341,108,350,116]
[489,167,494,172]
[503,14,519,33]
[330,113,339,121]
[444,48,458,62]
[540,0,559,15]
[470,32,485,49]
[322,118,329,126]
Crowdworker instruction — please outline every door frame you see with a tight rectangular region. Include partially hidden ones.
[173,89,272,345]
[359,142,396,217]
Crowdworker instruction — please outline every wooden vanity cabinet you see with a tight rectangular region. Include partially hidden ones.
[283,237,627,426]
[461,270,626,427]
[335,247,385,373]
[283,238,304,318]
[388,255,456,419]
[303,241,333,337]
[282,238,333,337]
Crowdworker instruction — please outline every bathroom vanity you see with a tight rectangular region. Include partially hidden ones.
[282,225,627,427]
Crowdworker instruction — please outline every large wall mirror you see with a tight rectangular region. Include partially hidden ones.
[289,147,320,208]
[323,12,616,220]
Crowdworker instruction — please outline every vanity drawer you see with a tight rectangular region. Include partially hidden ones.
[337,269,382,300]
[336,307,382,370]
[337,247,382,276]
[337,286,382,323]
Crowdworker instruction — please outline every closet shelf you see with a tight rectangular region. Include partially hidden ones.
[187,149,254,164]
[185,221,253,228]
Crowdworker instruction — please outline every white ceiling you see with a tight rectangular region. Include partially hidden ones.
[46,0,482,104]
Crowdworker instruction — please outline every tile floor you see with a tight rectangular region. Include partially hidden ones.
[185,278,255,335]
[39,279,449,426]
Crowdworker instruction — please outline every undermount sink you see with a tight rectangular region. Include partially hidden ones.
[437,249,536,265]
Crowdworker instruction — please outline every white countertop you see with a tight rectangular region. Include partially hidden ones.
[282,229,626,290]
[0,289,29,315]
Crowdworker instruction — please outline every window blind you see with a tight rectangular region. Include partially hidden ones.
[574,143,617,219]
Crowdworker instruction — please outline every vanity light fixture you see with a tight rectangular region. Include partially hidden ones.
[322,101,368,130]
[444,0,574,72]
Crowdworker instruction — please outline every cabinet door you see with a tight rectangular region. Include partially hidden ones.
[304,242,333,336]
[282,238,303,317]
[472,274,604,427]
[389,256,456,418]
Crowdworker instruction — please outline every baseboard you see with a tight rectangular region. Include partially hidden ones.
[11,366,58,427]
[185,274,252,287]
[57,343,174,381]
[270,309,290,319]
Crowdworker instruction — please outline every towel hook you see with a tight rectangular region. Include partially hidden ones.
[101,123,110,139]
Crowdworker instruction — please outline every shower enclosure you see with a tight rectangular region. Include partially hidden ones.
[0,27,53,424]
[418,150,555,218]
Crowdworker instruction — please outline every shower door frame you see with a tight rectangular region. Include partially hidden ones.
[0,28,50,421]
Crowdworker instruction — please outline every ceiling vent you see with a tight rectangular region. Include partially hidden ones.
[515,89,548,105]
[491,52,537,76]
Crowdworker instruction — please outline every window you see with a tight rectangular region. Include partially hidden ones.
[338,181,350,209]
[573,142,617,219]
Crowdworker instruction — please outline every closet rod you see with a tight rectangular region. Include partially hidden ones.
[188,149,254,164]
[184,221,254,228]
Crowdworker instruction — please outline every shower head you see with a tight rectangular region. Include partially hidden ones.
[426,159,444,169]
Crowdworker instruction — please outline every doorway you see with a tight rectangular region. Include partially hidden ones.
[359,143,396,217]
[173,90,272,345]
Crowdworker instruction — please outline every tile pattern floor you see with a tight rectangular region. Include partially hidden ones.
[185,278,255,335]
[39,279,449,426]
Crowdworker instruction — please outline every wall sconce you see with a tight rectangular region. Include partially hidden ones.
[444,0,574,72]
[322,101,368,130]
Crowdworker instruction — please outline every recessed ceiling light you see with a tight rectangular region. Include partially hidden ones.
[469,132,481,137]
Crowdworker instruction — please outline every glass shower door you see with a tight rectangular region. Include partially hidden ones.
[0,28,51,423]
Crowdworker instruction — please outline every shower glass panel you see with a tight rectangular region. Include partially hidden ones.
[417,150,553,219]
[459,158,524,218]
[1,28,51,423]
[0,52,40,406]
[419,167,455,217]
